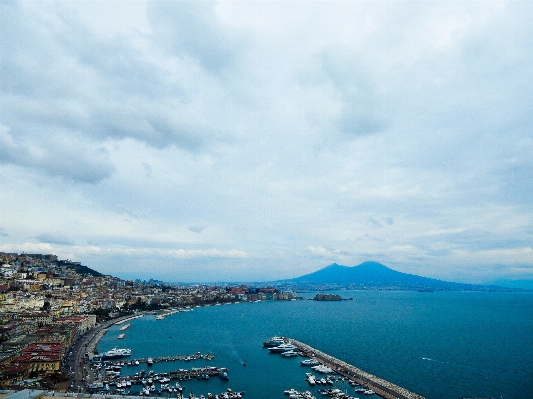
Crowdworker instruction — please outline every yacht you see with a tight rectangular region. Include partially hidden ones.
[364,389,375,395]
[268,343,298,353]
[102,347,132,359]
[311,364,334,374]
[300,358,320,366]
[282,350,299,357]
[147,358,153,366]
[262,336,285,347]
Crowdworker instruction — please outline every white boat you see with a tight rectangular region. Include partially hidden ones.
[364,390,375,395]
[300,358,320,366]
[102,347,132,359]
[262,336,285,347]
[282,350,299,357]
[305,372,316,385]
[268,343,298,353]
[156,315,165,320]
[117,334,125,339]
[311,364,334,374]
[119,324,131,331]
[147,358,153,366]
[284,389,299,396]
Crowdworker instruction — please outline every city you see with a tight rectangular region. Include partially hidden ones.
[0,252,298,391]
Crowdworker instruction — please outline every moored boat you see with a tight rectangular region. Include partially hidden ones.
[102,347,132,359]
[282,350,299,357]
[300,358,320,366]
[262,336,285,347]
[268,343,298,353]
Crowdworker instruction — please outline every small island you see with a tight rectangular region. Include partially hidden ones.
[313,294,343,301]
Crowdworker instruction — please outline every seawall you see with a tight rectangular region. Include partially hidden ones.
[287,337,426,399]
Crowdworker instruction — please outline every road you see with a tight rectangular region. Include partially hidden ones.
[66,318,123,393]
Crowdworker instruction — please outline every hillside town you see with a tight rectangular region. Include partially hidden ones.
[0,252,298,390]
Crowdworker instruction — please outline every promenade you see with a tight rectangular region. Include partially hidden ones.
[287,338,426,399]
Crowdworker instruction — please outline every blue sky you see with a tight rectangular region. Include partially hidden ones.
[1,1,532,283]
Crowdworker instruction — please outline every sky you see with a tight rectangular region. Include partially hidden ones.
[1,1,533,284]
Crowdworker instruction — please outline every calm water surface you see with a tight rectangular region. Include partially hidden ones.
[97,291,533,399]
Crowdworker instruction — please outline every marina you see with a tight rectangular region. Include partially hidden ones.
[283,338,425,399]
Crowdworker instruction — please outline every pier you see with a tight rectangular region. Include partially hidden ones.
[102,352,215,365]
[286,337,426,399]
[115,315,143,325]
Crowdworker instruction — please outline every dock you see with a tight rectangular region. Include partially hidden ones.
[286,337,426,399]
[115,315,143,325]
[101,352,215,365]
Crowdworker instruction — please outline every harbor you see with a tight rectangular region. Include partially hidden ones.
[285,338,425,399]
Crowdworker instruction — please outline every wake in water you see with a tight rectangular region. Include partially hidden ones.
[422,357,469,369]
[212,342,246,365]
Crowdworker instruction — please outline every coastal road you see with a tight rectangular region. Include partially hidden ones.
[68,318,123,392]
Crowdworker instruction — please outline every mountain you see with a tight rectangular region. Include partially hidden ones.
[288,261,491,291]
[485,278,533,290]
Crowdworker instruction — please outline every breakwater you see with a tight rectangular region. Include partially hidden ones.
[287,338,426,399]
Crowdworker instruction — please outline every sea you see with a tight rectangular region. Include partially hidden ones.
[96,290,533,399]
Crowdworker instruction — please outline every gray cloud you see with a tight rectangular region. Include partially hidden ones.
[36,233,74,246]
[0,126,114,183]
[147,1,245,75]
[1,1,532,283]
[189,225,208,234]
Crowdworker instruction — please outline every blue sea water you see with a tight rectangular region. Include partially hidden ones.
[97,291,533,399]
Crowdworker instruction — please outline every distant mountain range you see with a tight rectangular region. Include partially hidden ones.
[285,261,517,291]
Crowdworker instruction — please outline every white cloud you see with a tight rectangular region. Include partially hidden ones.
[1,0,533,282]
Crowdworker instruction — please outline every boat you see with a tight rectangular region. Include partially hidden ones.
[268,343,298,353]
[311,364,334,374]
[301,358,320,366]
[219,371,229,380]
[147,358,153,366]
[305,373,316,385]
[262,336,285,347]
[102,348,132,359]
[117,334,125,339]
[156,315,165,320]
[282,350,299,357]
[364,390,375,395]
[284,389,299,396]
[119,324,131,331]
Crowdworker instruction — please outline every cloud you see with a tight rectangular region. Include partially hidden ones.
[35,233,74,246]
[189,225,208,234]
[147,1,245,75]
[1,1,533,283]
[0,125,115,183]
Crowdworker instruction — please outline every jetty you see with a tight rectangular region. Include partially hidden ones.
[115,315,143,325]
[102,352,215,366]
[286,337,426,399]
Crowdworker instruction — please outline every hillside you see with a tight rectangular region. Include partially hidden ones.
[56,260,103,277]
[288,261,488,290]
